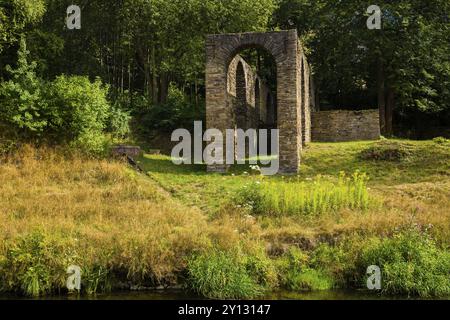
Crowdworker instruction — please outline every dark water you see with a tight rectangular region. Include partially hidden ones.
[0,289,436,300]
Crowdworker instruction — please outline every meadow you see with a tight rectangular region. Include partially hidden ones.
[0,139,449,298]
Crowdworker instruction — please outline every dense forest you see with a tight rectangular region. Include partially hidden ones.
[1,0,449,154]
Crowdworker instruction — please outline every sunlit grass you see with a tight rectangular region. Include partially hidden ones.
[235,172,371,216]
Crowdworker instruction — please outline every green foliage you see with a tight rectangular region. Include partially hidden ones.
[243,246,279,289]
[358,229,450,297]
[235,171,370,216]
[0,231,74,296]
[309,243,351,287]
[134,83,204,136]
[43,75,111,154]
[0,38,48,137]
[273,0,450,134]
[432,137,450,145]
[82,265,112,295]
[276,247,334,291]
[0,41,119,155]
[107,105,131,139]
[186,249,264,299]
[0,0,46,53]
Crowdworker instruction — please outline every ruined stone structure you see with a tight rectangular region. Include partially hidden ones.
[311,110,380,142]
[205,30,312,174]
[226,55,272,131]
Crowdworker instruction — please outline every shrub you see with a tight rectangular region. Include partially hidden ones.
[359,141,412,161]
[235,171,370,216]
[107,105,131,139]
[132,83,204,138]
[0,38,49,138]
[243,246,278,289]
[0,40,115,155]
[276,247,333,291]
[309,243,350,287]
[186,249,264,299]
[432,137,449,144]
[0,231,76,296]
[44,75,111,154]
[357,229,450,297]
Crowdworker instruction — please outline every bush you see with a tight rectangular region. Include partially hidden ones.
[235,171,370,216]
[0,40,120,155]
[44,75,111,154]
[357,229,450,297]
[0,38,49,138]
[359,141,412,161]
[276,247,334,291]
[309,243,350,287]
[186,249,264,299]
[132,83,204,138]
[0,231,75,296]
[243,247,278,289]
[107,105,131,139]
[432,137,449,144]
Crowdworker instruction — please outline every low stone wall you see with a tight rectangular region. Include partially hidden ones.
[311,110,380,142]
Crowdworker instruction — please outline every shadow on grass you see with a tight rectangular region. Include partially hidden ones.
[138,154,206,174]
[138,154,271,176]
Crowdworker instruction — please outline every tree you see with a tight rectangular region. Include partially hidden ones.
[0,37,48,139]
[0,0,46,53]
[273,0,450,136]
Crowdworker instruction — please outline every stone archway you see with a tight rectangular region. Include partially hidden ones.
[205,30,306,174]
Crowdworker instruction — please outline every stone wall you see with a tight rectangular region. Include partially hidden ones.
[311,110,380,142]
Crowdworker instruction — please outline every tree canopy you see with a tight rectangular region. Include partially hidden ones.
[0,0,448,142]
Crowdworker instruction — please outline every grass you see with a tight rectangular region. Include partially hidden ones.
[186,249,264,299]
[0,146,212,296]
[0,139,449,298]
[235,171,370,216]
[358,228,450,297]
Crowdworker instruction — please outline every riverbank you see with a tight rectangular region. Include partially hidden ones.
[0,140,449,298]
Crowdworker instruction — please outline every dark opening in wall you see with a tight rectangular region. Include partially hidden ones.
[235,61,247,129]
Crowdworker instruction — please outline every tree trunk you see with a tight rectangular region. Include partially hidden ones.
[377,58,386,135]
[159,73,169,104]
[310,74,316,112]
[385,88,395,137]
[151,44,158,105]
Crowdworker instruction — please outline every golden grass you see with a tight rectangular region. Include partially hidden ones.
[257,180,450,248]
[0,146,213,288]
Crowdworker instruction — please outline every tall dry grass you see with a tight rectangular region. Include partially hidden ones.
[0,145,212,295]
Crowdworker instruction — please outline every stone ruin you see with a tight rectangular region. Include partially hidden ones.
[205,30,313,174]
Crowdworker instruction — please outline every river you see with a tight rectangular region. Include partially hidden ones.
[0,289,434,300]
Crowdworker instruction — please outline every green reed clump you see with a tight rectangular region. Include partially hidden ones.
[0,231,75,296]
[186,249,268,299]
[357,228,450,297]
[276,247,334,291]
[236,171,370,216]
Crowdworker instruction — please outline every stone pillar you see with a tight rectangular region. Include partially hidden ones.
[276,30,301,174]
[205,36,230,173]
[303,55,311,144]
